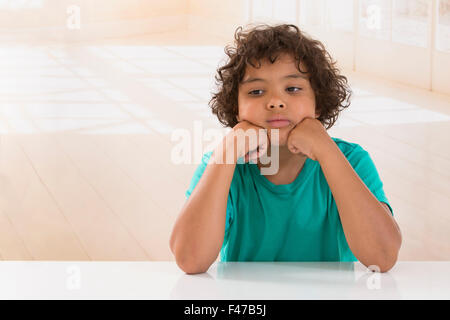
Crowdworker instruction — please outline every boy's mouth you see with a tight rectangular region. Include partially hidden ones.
[266,119,291,128]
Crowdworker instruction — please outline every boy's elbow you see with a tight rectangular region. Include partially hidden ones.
[379,238,401,273]
[175,256,211,274]
[380,255,399,273]
[377,261,396,273]
[182,264,210,275]
[363,253,399,273]
[171,241,212,274]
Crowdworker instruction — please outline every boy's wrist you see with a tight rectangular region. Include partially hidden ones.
[314,137,337,163]
[212,135,239,165]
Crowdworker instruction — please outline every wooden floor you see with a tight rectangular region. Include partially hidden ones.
[0,31,449,261]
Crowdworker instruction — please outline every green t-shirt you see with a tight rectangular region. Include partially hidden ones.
[185,137,394,262]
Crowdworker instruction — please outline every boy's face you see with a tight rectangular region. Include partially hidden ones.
[237,52,318,146]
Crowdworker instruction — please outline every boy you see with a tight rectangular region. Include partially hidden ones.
[169,24,402,274]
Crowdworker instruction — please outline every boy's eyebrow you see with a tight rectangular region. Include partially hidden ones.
[241,73,308,84]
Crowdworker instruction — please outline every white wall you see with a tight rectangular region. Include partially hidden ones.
[433,50,450,94]
[0,0,188,28]
[185,0,450,97]
[0,0,188,43]
[2,0,448,96]
[186,0,251,41]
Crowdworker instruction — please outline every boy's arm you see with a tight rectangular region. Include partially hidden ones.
[316,139,402,272]
[169,138,237,274]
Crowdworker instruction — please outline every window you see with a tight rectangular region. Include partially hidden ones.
[273,0,297,24]
[437,0,450,52]
[251,0,297,24]
[359,0,392,40]
[251,0,273,22]
[326,0,354,32]
[299,0,325,27]
[392,0,429,47]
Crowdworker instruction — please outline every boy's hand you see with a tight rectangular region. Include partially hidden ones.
[228,120,269,163]
[286,118,331,161]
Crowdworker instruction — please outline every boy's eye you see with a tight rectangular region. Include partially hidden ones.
[248,89,264,96]
[287,87,302,93]
[248,87,302,96]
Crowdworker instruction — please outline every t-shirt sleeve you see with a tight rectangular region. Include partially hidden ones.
[185,151,213,198]
[346,145,394,216]
[184,151,234,234]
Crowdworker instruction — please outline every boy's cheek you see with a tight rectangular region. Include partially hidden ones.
[267,128,292,146]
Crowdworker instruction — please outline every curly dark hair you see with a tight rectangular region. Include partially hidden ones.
[209,24,352,130]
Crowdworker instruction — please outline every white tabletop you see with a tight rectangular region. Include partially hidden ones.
[0,261,449,300]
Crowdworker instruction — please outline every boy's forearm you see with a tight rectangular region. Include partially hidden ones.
[170,140,237,274]
[316,138,402,272]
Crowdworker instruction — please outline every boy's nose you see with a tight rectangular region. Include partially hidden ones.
[268,104,285,109]
[266,94,286,110]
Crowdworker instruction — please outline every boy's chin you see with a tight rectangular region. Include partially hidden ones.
[267,129,290,147]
